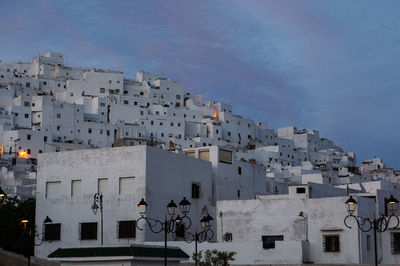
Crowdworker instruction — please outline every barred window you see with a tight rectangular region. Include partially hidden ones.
[323,235,340,252]
[391,232,400,254]
[44,223,61,241]
[118,221,136,239]
[80,222,97,240]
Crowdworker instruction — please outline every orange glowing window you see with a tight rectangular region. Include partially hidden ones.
[213,109,218,119]
[0,146,3,155]
[18,150,30,159]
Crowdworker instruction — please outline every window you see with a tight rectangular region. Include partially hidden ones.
[323,235,340,252]
[367,235,371,252]
[118,221,136,238]
[100,103,105,107]
[44,223,61,241]
[100,88,105,93]
[119,177,135,194]
[296,187,306,194]
[219,149,232,164]
[123,100,129,104]
[57,126,60,131]
[25,114,29,118]
[24,101,30,107]
[227,132,231,136]
[224,233,233,242]
[43,81,47,85]
[170,122,174,126]
[192,183,200,199]
[176,95,181,99]
[80,223,97,240]
[88,128,92,134]
[46,181,62,199]
[199,150,210,161]
[44,136,47,142]
[176,223,185,237]
[262,235,284,249]
[238,167,242,175]
[391,232,400,254]
[27,134,31,140]
[71,180,82,198]
[57,113,61,118]
[27,149,31,155]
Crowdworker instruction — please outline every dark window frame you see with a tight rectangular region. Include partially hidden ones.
[80,222,97,240]
[118,220,136,239]
[323,234,340,252]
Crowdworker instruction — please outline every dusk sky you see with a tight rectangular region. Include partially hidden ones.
[1,0,399,168]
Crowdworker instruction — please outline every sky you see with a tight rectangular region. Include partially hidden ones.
[0,0,399,168]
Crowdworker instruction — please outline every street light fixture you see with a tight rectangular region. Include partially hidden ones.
[0,187,7,206]
[136,197,192,266]
[184,213,215,266]
[344,195,400,266]
[20,216,53,266]
[91,192,103,245]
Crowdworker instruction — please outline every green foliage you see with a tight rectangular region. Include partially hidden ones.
[0,196,36,256]
[192,249,236,266]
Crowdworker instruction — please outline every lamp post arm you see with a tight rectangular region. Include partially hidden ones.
[136,216,165,233]
[344,215,373,232]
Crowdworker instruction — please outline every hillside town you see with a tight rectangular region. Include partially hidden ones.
[1,52,400,265]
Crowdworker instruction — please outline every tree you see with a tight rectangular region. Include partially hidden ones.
[193,249,236,266]
[0,197,36,256]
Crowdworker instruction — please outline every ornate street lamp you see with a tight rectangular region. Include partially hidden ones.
[91,193,103,245]
[20,216,53,266]
[136,197,192,266]
[0,187,7,206]
[183,214,215,266]
[344,195,400,266]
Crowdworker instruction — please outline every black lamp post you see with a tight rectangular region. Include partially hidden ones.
[91,192,103,245]
[20,216,53,266]
[0,186,7,206]
[183,213,214,266]
[344,195,400,266]
[136,197,192,266]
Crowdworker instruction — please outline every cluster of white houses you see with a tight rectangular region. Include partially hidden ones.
[1,52,400,264]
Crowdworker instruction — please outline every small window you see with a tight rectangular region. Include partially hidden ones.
[323,235,340,252]
[88,128,92,134]
[367,235,371,252]
[24,101,30,107]
[100,88,105,93]
[176,223,185,238]
[57,113,61,118]
[238,167,242,175]
[27,149,31,155]
[25,114,29,118]
[176,95,181,99]
[224,233,233,242]
[296,187,306,194]
[44,223,61,241]
[391,232,400,254]
[57,126,60,131]
[27,134,31,140]
[118,221,136,238]
[44,136,48,142]
[192,183,200,199]
[80,223,97,240]
[123,100,129,105]
[262,235,284,249]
